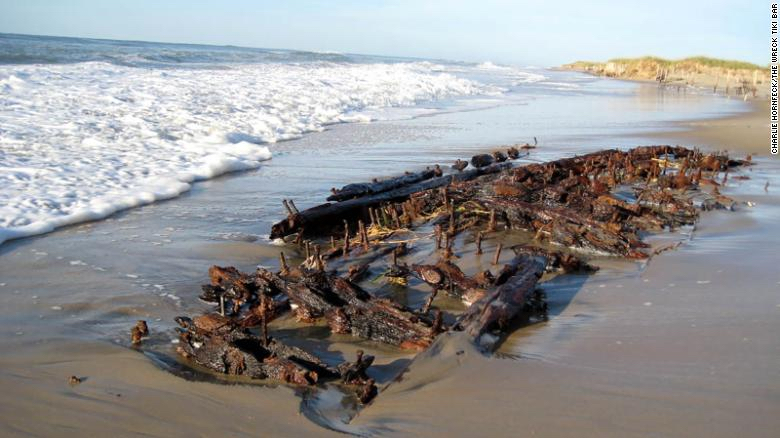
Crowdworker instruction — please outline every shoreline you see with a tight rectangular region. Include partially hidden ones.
[0,75,777,437]
[561,68,770,156]
[652,99,770,155]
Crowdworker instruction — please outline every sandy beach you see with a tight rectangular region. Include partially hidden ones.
[352,101,780,436]
[653,100,770,155]
[0,77,777,438]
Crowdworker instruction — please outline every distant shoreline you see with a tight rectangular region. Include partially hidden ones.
[560,57,770,156]
[562,57,769,101]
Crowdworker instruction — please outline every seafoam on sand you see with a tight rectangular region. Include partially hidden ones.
[0,61,488,244]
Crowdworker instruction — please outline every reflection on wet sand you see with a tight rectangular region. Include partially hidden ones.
[1,81,777,437]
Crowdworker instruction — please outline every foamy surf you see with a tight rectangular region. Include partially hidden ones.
[0,56,487,245]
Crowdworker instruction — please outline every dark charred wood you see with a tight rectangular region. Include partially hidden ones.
[131,320,147,345]
[484,197,645,258]
[327,169,436,202]
[492,151,508,163]
[338,350,374,384]
[327,298,435,351]
[172,145,749,405]
[452,159,468,171]
[270,162,512,239]
[357,380,378,404]
[256,267,437,349]
[208,265,257,303]
[346,263,370,282]
[175,321,339,384]
[412,260,481,293]
[455,254,546,350]
[238,295,291,328]
[511,245,599,273]
[471,154,494,168]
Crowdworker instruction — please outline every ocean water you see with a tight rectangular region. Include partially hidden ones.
[0,33,572,245]
[0,33,744,246]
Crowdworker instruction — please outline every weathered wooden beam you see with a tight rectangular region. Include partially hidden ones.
[327,168,437,202]
[455,254,546,350]
[270,162,512,239]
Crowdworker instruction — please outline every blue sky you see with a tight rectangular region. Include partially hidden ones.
[0,0,765,66]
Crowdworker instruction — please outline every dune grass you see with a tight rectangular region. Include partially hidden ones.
[569,56,764,71]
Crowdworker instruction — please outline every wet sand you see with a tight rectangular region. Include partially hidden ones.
[652,99,770,156]
[354,168,780,437]
[1,79,778,437]
[351,101,780,437]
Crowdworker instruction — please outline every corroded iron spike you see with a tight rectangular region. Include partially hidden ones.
[432,310,443,335]
[358,220,368,250]
[315,245,324,271]
[444,233,453,259]
[260,294,269,347]
[343,220,350,256]
[279,252,289,275]
[488,209,496,232]
[492,243,503,265]
[421,288,438,315]
[391,206,401,229]
[282,199,294,216]
[449,200,456,234]
[288,199,300,214]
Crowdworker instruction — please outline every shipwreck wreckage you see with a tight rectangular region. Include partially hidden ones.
[136,144,751,413]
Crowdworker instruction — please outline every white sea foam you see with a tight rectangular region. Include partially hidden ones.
[510,71,548,85]
[476,61,511,71]
[0,61,486,245]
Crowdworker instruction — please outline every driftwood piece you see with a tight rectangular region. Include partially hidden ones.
[411,259,486,305]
